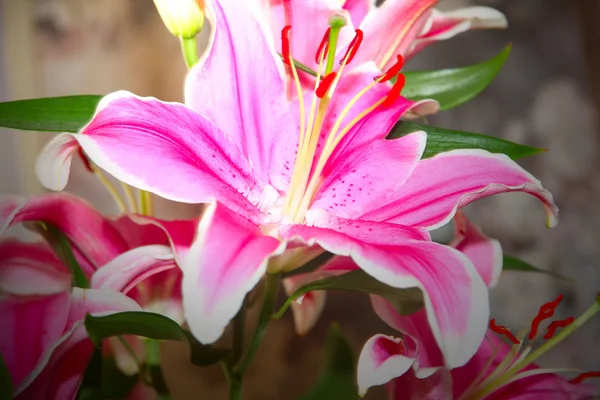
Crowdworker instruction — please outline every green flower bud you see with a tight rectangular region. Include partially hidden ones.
[154,0,205,39]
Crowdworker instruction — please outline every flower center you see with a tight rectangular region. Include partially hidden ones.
[460,294,600,400]
[280,15,406,224]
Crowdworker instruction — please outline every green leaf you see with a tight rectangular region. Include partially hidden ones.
[389,121,545,160]
[77,347,103,400]
[402,45,511,110]
[84,312,230,367]
[0,352,13,400]
[0,95,101,132]
[300,323,357,400]
[503,256,572,282]
[274,270,424,319]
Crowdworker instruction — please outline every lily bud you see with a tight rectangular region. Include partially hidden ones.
[153,0,205,39]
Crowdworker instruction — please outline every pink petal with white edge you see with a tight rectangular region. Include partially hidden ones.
[281,217,488,368]
[182,202,284,344]
[0,239,70,296]
[357,333,418,396]
[387,367,453,400]
[0,193,130,272]
[343,0,375,27]
[15,288,140,397]
[185,0,297,185]
[311,131,427,220]
[0,292,71,390]
[353,0,437,70]
[363,150,559,230]
[408,7,507,58]
[283,276,326,336]
[450,212,503,288]
[35,133,80,192]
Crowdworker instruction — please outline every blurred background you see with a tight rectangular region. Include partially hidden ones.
[0,0,598,398]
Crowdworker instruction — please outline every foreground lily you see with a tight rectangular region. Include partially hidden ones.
[358,295,600,399]
[36,0,556,369]
[0,239,140,399]
[0,193,185,376]
[256,0,507,72]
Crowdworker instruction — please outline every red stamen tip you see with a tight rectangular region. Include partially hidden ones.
[315,28,331,64]
[569,371,600,385]
[340,29,363,65]
[77,147,94,173]
[316,72,337,98]
[489,319,521,345]
[382,73,406,107]
[282,25,292,65]
[543,317,574,340]
[375,55,405,83]
[528,294,564,340]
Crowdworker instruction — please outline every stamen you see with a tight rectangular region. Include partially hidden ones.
[489,319,521,345]
[543,317,574,340]
[529,294,564,340]
[77,148,94,173]
[315,28,330,64]
[382,74,406,107]
[315,72,337,98]
[569,371,600,384]
[281,25,292,65]
[375,55,404,83]
[339,29,363,65]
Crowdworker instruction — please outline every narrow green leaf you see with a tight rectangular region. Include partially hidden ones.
[300,323,357,400]
[503,256,572,282]
[389,121,545,160]
[0,95,101,132]
[0,352,13,400]
[84,312,230,367]
[402,45,511,110]
[275,270,424,319]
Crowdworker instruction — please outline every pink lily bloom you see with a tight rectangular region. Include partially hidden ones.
[0,239,140,399]
[358,295,599,399]
[283,211,503,336]
[255,0,507,72]
[0,193,185,376]
[36,0,556,370]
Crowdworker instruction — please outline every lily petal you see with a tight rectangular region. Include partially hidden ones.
[185,0,297,185]
[282,275,327,336]
[0,239,70,296]
[182,202,284,344]
[387,367,453,400]
[450,212,503,288]
[357,333,418,396]
[408,7,508,58]
[311,131,427,220]
[0,193,130,273]
[354,0,437,70]
[281,216,488,368]
[363,150,559,230]
[343,0,375,27]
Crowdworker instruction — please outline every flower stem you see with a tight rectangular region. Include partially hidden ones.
[221,362,242,400]
[234,272,281,375]
[146,339,171,400]
[180,37,199,69]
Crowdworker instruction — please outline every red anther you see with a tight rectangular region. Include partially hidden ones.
[340,29,363,65]
[543,317,574,340]
[528,294,564,340]
[281,25,292,65]
[489,319,521,345]
[382,73,406,107]
[569,371,600,384]
[77,147,93,173]
[316,72,337,98]
[315,28,330,64]
[375,55,405,83]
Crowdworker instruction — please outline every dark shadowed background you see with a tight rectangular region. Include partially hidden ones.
[0,0,598,398]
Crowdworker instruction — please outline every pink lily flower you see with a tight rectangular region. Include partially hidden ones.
[0,239,140,399]
[358,295,599,399]
[35,0,556,370]
[0,193,185,376]
[283,211,503,336]
[256,0,507,72]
